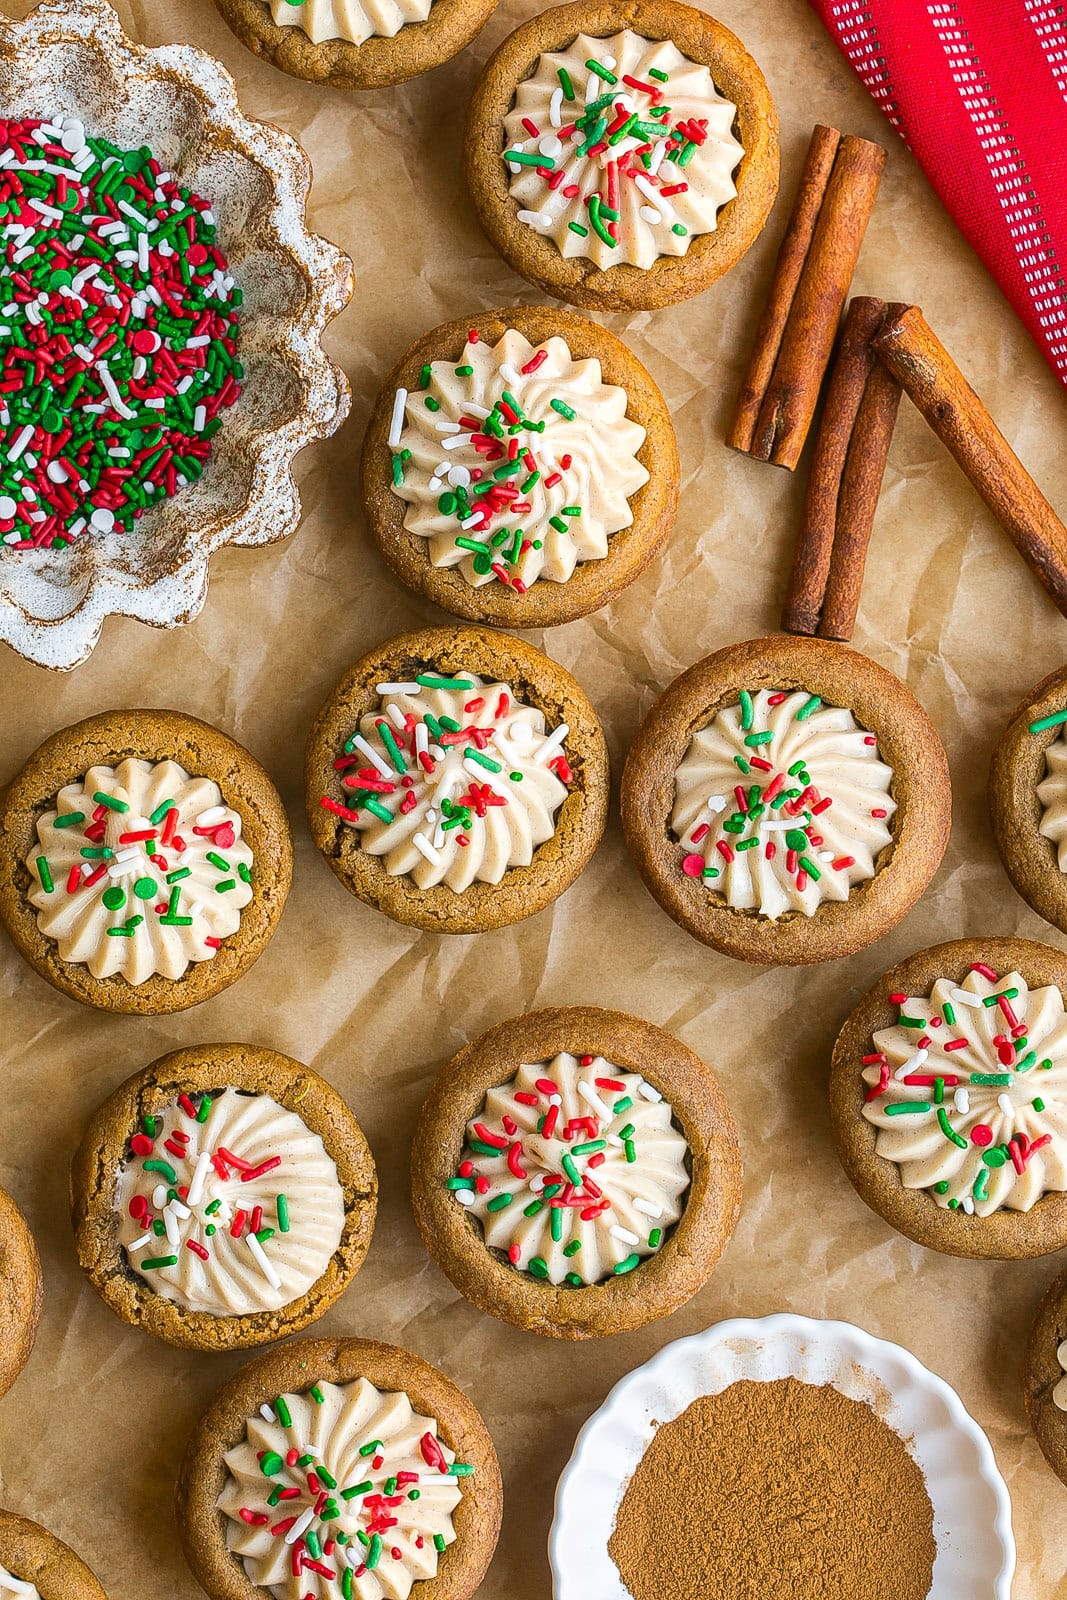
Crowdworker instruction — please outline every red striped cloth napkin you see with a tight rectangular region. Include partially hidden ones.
[806,0,1067,389]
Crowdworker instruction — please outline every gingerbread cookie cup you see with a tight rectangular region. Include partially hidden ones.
[0,1511,107,1600]
[0,710,292,1015]
[621,634,950,966]
[306,626,609,934]
[0,1185,42,1400]
[177,1337,502,1600]
[990,664,1067,937]
[71,1044,376,1352]
[831,938,1067,1259]
[411,1006,742,1339]
[464,0,779,311]
[361,305,679,628]
[213,0,501,89]
[1025,1265,1067,1488]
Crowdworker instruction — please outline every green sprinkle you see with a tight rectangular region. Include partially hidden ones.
[140,1254,178,1270]
[942,1002,956,1026]
[734,755,751,774]
[416,674,475,691]
[562,1153,580,1187]
[613,1096,634,1114]
[969,1074,1013,1086]
[366,1534,382,1571]
[934,1180,950,1194]
[624,1139,637,1163]
[585,57,618,83]
[885,1101,933,1115]
[563,1238,582,1257]
[671,223,687,236]
[363,798,393,825]
[1015,1052,1037,1073]
[143,1159,177,1182]
[464,748,502,772]
[568,220,589,237]
[798,856,822,882]
[649,1228,663,1247]
[973,1168,990,1203]
[572,1139,607,1156]
[550,398,577,420]
[523,1200,543,1217]
[614,1253,641,1275]
[359,1439,383,1457]
[277,1195,290,1233]
[1029,708,1067,734]
[504,149,553,167]
[341,1481,373,1501]
[166,866,191,883]
[648,66,669,81]
[938,1107,968,1149]
[451,1463,475,1476]
[739,689,754,730]
[214,879,236,894]
[93,790,129,812]
[528,1256,550,1279]
[558,66,575,98]
[486,1193,513,1212]
[149,800,177,826]
[550,1206,563,1243]
[34,856,53,893]
[795,695,822,721]
[1034,1097,1046,1112]
[434,1534,447,1554]
[898,1015,927,1028]
[983,988,1020,1006]
[102,886,125,910]
[310,1384,325,1404]
[983,1146,1009,1168]
[53,811,84,829]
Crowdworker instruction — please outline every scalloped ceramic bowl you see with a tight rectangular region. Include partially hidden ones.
[0,0,353,670]
[550,1313,1015,1600]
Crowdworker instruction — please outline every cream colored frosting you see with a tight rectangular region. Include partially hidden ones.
[268,0,433,46]
[219,1376,464,1600]
[331,673,570,892]
[504,31,743,271]
[116,1087,344,1317]
[454,1052,689,1285]
[1037,735,1067,871]
[27,758,254,985]
[389,327,648,593]
[861,966,1067,1215]
[1054,1338,1067,1412]
[0,1566,40,1599]
[671,688,896,920]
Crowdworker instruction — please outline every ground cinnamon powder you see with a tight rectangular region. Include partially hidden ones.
[608,1377,936,1600]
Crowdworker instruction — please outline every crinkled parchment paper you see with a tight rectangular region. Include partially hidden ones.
[0,0,1065,1595]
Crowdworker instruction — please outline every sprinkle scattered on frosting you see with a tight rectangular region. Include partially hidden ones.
[503,32,743,270]
[117,1086,345,1317]
[672,687,896,919]
[320,671,571,891]
[451,1051,689,1286]
[861,964,1067,1215]
[388,326,647,593]
[27,758,253,984]
[219,1376,468,1600]
[0,115,241,553]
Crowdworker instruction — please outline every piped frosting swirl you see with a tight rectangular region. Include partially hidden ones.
[861,964,1067,1215]
[320,671,571,892]
[268,0,434,46]
[116,1086,345,1317]
[218,1376,466,1600]
[389,327,647,593]
[26,758,253,984]
[671,688,896,919]
[452,1051,689,1285]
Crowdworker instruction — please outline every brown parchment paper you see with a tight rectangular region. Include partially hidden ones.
[0,0,1066,1594]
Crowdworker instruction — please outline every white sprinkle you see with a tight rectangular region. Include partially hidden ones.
[536,723,569,765]
[633,1198,663,1219]
[284,1506,315,1545]
[538,134,563,160]
[0,495,16,518]
[127,1232,154,1252]
[499,363,522,386]
[163,1208,180,1250]
[388,387,408,449]
[530,1174,547,1193]
[137,230,149,272]
[435,419,462,434]
[577,1081,613,1123]
[90,507,115,532]
[28,196,63,222]
[260,1404,277,1424]
[412,833,446,868]
[517,209,553,228]
[168,1199,191,1221]
[454,1189,475,1206]
[949,987,984,1008]
[375,681,420,694]
[349,733,394,780]
[961,1195,975,1215]
[415,722,429,760]
[448,465,472,489]
[639,205,663,224]
[8,425,34,462]
[152,1184,169,1210]
[894,1047,928,1082]
[610,1226,640,1246]
[97,362,136,421]
[442,433,472,451]
[460,512,483,529]
[386,701,408,732]
[549,87,564,128]
[954,1088,970,1115]
[464,401,492,419]
[636,1080,662,1103]
[648,140,668,175]
[248,1232,282,1291]
[997,1093,1015,1120]
[186,1151,212,1208]
[193,404,207,433]
[196,805,229,827]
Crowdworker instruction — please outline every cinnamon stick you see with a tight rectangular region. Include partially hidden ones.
[782,296,886,634]
[728,125,842,455]
[873,306,1067,618]
[817,352,903,640]
[740,134,887,471]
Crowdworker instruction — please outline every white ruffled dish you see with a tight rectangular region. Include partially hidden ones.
[0,0,352,670]
[550,1312,1014,1600]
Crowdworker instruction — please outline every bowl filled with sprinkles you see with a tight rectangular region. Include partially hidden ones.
[0,0,353,670]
